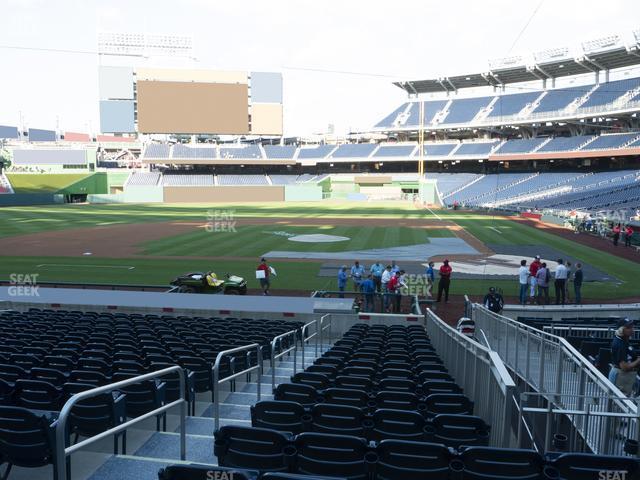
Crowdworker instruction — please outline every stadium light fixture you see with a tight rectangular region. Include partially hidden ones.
[97,32,195,58]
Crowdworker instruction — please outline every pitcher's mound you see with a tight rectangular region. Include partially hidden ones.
[289,234,350,243]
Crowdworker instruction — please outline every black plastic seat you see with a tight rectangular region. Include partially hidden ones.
[214,425,293,472]
[0,406,62,480]
[322,388,370,409]
[294,432,372,480]
[14,379,63,410]
[0,364,28,387]
[158,464,257,480]
[374,391,425,412]
[421,380,463,396]
[42,356,75,373]
[378,369,414,381]
[340,366,376,379]
[457,446,546,479]
[334,375,374,392]
[30,367,68,387]
[62,382,127,454]
[291,372,331,390]
[273,383,320,408]
[368,409,428,442]
[176,356,213,397]
[0,379,13,405]
[251,401,309,434]
[112,372,167,431]
[310,403,366,437]
[428,414,490,448]
[68,370,109,386]
[305,365,338,379]
[376,439,452,480]
[424,394,473,417]
[550,452,640,480]
[377,378,416,393]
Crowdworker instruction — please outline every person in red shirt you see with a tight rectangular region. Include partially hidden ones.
[386,272,400,313]
[256,257,271,295]
[529,255,542,299]
[612,223,621,246]
[625,225,634,247]
[437,259,452,303]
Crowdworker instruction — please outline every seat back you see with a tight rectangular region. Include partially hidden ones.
[424,393,473,416]
[376,439,452,480]
[310,403,366,437]
[294,432,371,480]
[369,409,427,442]
[459,447,545,480]
[273,383,320,408]
[291,372,331,390]
[430,414,490,448]
[63,382,124,437]
[0,406,55,468]
[251,401,308,434]
[322,388,370,409]
[551,453,640,480]
[14,379,62,410]
[214,425,292,472]
[158,464,257,480]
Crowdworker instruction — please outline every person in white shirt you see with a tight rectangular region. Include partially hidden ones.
[518,260,529,305]
[381,265,393,311]
[554,259,568,305]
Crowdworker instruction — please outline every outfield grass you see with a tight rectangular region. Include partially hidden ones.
[0,256,329,291]
[0,202,436,239]
[142,225,452,257]
[0,203,638,300]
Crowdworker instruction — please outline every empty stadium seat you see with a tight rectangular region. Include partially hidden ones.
[293,433,373,480]
[251,401,309,434]
[273,383,321,408]
[310,403,366,437]
[375,440,453,480]
[549,452,640,480]
[214,425,294,472]
[368,409,428,442]
[428,414,490,448]
[455,447,546,480]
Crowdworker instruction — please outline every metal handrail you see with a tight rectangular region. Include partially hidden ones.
[425,309,516,447]
[301,319,318,369]
[55,366,186,480]
[213,343,262,431]
[270,329,298,391]
[473,304,638,454]
[319,314,332,355]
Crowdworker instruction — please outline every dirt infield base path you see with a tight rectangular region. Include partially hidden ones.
[0,216,491,260]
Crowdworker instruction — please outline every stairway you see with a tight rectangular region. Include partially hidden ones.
[9,344,331,480]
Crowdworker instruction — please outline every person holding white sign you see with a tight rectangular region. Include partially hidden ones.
[256,258,274,296]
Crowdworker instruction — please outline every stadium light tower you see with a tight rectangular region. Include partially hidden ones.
[97,32,195,59]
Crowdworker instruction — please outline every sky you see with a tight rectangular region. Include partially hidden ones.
[0,0,639,137]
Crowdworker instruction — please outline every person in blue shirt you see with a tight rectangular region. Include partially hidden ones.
[360,274,376,312]
[337,265,348,298]
[391,261,400,274]
[425,261,435,298]
[609,318,640,396]
[350,261,365,292]
[370,261,384,292]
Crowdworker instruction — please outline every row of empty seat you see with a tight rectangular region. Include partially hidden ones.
[142,132,640,163]
[376,75,640,129]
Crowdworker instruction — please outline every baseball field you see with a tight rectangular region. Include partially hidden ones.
[0,201,638,300]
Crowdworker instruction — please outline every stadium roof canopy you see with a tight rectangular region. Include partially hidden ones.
[395,30,640,94]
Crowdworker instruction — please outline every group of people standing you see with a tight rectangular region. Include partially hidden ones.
[337,260,406,313]
[611,223,635,247]
[517,256,583,305]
